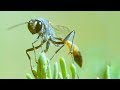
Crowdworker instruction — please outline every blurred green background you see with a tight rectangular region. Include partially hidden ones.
[0,11,120,79]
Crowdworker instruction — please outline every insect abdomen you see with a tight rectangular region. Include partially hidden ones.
[73,51,82,67]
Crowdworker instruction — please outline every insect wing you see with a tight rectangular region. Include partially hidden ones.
[50,23,71,38]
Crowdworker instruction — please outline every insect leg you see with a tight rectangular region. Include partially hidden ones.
[63,30,75,42]
[50,45,64,60]
[55,30,75,57]
[50,39,65,60]
[62,30,75,54]
[55,30,75,44]
[46,40,64,71]
[70,30,75,54]
[50,30,75,60]
[32,35,40,63]
[44,41,50,53]
[46,30,76,71]
[26,40,46,71]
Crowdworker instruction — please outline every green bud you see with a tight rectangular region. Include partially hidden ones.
[53,62,58,79]
[70,63,76,79]
[59,57,67,79]
[26,73,33,79]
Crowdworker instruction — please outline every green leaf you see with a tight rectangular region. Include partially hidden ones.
[104,65,111,79]
[37,52,47,79]
[47,62,52,79]
[59,57,67,79]
[53,62,58,79]
[58,72,63,79]
[32,68,38,79]
[26,73,34,79]
[66,74,70,79]
[70,63,76,79]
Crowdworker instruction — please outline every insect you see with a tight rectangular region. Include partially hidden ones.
[58,38,82,67]
[8,18,83,71]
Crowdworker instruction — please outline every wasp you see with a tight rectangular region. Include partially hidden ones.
[59,38,82,67]
[8,18,83,71]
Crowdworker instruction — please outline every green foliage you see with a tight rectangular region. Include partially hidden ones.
[59,58,68,79]
[70,63,77,79]
[26,52,78,79]
[26,52,120,79]
[97,65,116,79]
[53,62,58,79]
[26,73,33,79]
[37,53,47,79]
[104,65,111,79]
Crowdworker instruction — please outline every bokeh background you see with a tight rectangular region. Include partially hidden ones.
[0,11,120,79]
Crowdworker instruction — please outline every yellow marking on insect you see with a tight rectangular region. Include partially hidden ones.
[61,38,82,67]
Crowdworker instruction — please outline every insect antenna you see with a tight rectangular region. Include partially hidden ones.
[7,22,28,30]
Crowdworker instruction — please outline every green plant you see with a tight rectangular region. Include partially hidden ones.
[26,52,120,79]
[26,52,78,79]
[97,65,111,79]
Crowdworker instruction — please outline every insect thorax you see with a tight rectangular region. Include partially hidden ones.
[38,18,56,41]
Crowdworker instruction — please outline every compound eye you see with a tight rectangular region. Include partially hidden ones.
[28,19,36,34]
[35,21,42,33]
[39,21,42,25]
[30,20,33,23]
[29,19,35,24]
[34,21,38,25]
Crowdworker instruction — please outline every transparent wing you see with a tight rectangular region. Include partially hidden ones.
[51,23,72,38]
